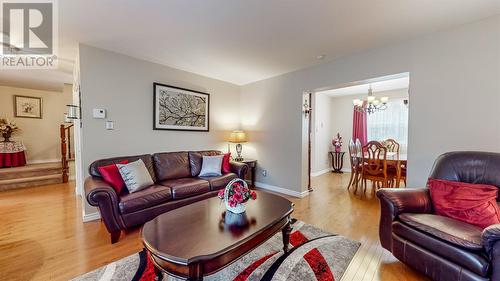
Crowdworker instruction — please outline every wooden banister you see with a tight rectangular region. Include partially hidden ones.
[60,123,74,183]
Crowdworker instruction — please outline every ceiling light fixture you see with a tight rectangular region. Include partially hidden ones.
[316,54,326,60]
[352,84,389,114]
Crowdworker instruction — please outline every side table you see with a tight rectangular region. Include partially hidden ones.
[238,159,257,187]
[0,141,27,168]
[329,151,345,173]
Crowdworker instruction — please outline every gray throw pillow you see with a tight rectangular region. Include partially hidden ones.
[117,159,154,193]
[199,155,223,177]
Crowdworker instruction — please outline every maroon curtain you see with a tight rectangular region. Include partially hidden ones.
[352,105,367,146]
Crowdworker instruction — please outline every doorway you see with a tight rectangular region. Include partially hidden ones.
[308,73,410,192]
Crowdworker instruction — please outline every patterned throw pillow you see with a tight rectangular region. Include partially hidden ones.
[199,155,224,177]
[117,159,154,193]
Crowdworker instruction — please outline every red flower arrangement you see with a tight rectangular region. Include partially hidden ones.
[218,180,257,208]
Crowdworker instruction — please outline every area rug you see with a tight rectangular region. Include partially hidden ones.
[73,221,360,281]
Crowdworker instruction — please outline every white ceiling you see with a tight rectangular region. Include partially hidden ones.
[1,0,500,90]
[321,76,409,97]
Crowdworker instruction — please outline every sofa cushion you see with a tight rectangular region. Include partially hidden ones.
[119,184,172,214]
[159,178,210,199]
[222,153,231,173]
[399,213,483,251]
[117,159,155,193]
[153,152,191,181]
[200,173,237,191]
[393,221,490,277]
[188,151,221,177]
[428,178,500,229]
[98,160,128,194]
[89,154,156,182]
[199,155,224,177]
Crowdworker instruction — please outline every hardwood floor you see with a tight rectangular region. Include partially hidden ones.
[0,173,427,281]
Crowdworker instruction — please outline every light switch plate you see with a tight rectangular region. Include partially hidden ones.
[105,120,114,130]
[93,108,106,119]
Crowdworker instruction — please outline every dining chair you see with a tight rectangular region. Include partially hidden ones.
[361,141,395,193]
[399,161,407,187]
[347,139,360,191]
[355,138,362,154]
[383,139,400,153]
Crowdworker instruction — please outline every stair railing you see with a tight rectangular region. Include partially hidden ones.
[60,123,74,183]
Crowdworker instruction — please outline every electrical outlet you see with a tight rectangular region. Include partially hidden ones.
[262,169,267,177]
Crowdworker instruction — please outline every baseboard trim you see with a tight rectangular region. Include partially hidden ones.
[27,159,60,164]
[83,212,101,222]
[255,181,309,198]
[311,168,331,177]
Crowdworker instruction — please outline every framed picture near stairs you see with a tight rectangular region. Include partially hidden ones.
[14,95,43,119]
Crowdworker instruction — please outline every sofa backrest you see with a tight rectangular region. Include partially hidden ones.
[188,150,222,177]
[152,151,191,181]
[429,151,500,201]
[88,154,157,183]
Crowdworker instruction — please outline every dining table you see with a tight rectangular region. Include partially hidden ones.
[357,151,407,188]
[385,152,407,188]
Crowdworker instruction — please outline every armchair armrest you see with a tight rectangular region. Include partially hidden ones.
[376,188,433,250]
[230,161,248,179]
[483,224,500,281]
[483,224,500,255]
[84,177,125,233]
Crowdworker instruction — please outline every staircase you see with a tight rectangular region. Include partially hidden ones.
[0,162,63,191]
[0,123,74,192]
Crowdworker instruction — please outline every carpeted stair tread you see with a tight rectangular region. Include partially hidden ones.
[0,163,62,180]
[0,174,62,191]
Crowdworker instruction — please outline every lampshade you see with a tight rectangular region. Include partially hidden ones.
[228,130,247,143]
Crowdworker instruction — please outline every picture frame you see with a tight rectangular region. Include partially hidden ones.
[14,95,43,119]
[153,82,210,131]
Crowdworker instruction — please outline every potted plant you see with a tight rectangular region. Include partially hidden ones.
[218,178,257,214]
[0,118,20,142]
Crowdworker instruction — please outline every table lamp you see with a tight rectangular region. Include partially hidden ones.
[228,130,247,161]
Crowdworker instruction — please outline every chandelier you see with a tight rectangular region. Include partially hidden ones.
[353,85,389,114]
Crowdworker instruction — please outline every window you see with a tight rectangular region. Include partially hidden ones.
[367,98,409,152]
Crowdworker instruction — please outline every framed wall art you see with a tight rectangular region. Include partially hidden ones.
[153,83,209,131]
[14,95,43,119]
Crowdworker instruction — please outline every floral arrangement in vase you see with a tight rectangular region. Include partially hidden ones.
[332,132,343,152]
[0,118,20,142]
[218,178,257,214]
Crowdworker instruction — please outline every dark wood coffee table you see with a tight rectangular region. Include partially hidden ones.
[141,191,294,280]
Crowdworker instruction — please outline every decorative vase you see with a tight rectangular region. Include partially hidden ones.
[224,178,249,214]
[2,131,11,142]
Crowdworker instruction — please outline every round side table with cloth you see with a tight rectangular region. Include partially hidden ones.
[0,141,27,168]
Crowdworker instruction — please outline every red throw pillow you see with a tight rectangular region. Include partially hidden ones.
[98,160,129,194]
[428,178,500,229]
[222,153,231,174]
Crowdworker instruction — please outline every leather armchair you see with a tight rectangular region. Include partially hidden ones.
[377,151,500,281]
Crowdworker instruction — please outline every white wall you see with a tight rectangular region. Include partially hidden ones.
[0,84,72,163]
[240,15,500,193]
[78,44,241,216]
[311,93,333,174]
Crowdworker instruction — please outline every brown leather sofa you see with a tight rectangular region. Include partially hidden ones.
[85,150,248,243]
[377,151,500,281]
